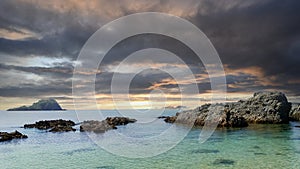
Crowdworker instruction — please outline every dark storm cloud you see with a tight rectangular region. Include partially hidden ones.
[95,69,176,94]
[0,29,89,58]
[0,63,73,79]
[191,0,300,94]
[100,34,204,67]
[0,0,97,59]
[0,0,299,101]
[225,74,266,93]
[95,68,212,95]
[97,0,300,95]
[0,80,72,97]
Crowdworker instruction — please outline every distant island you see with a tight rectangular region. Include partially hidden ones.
[164,105,187,109]
[7,98,64,111]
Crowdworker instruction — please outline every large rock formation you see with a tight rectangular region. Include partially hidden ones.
[7,98,64,111]
[24,119,76,132]
[0,130,28,142]
[227,91,291,124]
[164,92,292,127]
[290,104,300,121]
[80,117,137,133]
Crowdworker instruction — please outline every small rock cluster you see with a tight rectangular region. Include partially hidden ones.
[0,130,28,142]
[24,119,76,132]
[163,92,292,128]
[80,117,136,133]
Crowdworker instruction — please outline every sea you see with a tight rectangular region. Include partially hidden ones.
[0,110,300,169]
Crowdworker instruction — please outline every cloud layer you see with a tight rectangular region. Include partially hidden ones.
[0,0,299,109]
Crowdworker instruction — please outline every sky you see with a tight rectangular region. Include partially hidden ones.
[0,0,299,110]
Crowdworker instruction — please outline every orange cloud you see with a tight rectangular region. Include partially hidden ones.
[0,28,41,40]
[224,65,281,87]
[20,0,200,20]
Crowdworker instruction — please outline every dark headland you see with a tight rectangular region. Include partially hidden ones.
[7,98,64,111]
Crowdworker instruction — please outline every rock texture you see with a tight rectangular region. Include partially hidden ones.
[164,92,291,128]
[7,98,64,111]
[0,130,28,142]
[290,104,300,121]
[48,126,76,132]
[24,119,76,132]
[80,117,136,133]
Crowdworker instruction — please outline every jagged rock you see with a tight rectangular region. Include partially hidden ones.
[221,115,248,128]
[290,104,300,121]
[105,117,136,126]
[80,120,115,133]
[164,116,177,123]
[230,91,291,124]
[49,126,76,132]
[164,92,291,128]
[0,130,28,142]
[7,98,64,111]
[24,119,76,132]
[157,116,169,119]
[80,117,136,133]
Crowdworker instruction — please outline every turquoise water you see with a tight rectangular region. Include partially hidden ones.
[0,110,300,169]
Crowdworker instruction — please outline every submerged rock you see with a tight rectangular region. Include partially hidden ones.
[24,119,76,132]
[164,92,291,128]
[62,148,95,156]
[213,159,235,165]
[254,152,267,155]
[191,149,220,154]
[0,130,28,142]
[80,117,136,133]
[96,166,116,169]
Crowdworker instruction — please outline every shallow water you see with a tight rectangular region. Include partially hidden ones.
[0,110,299,169]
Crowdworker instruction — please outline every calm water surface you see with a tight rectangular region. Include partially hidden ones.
[0,110,299,169]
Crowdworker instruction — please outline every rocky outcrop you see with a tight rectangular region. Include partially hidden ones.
[80,117,136,133]
[226,91,291,124]
[49,126,76,132]
[7,98,64,111]
[24,119,76,132]
[164,116,177,123]
[0,130,28,142]
[80,120,115,133]
[290,104,300,121]
[164,92,291,128]
[105,117,137,126]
